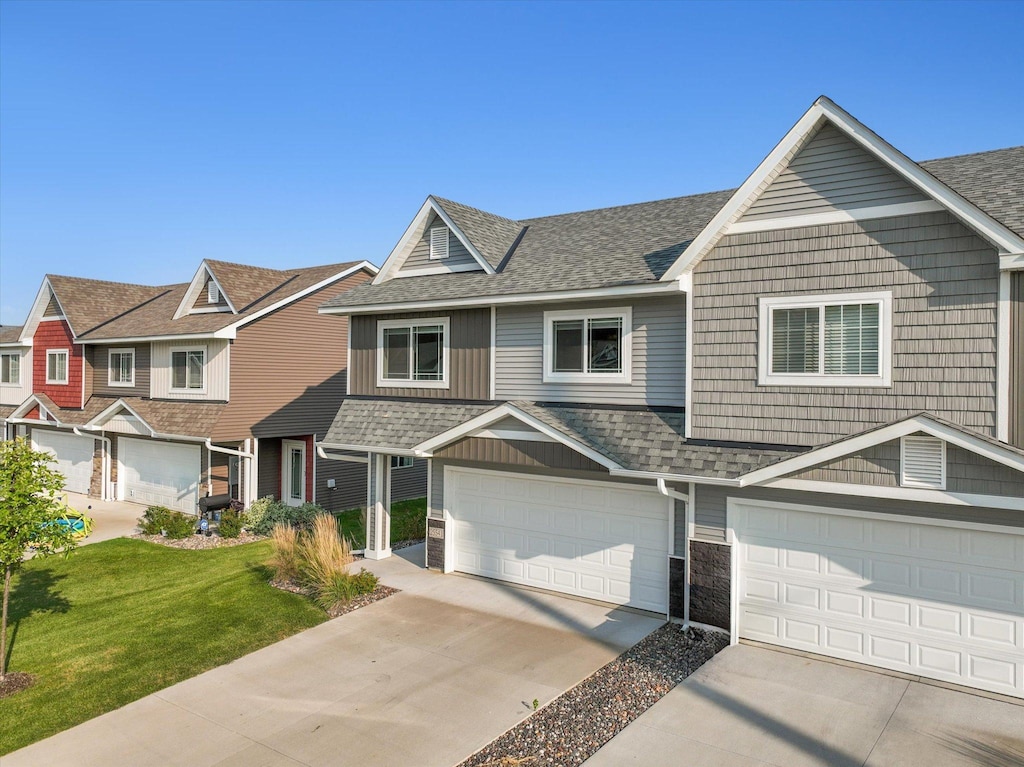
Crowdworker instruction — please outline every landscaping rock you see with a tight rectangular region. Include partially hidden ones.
[0,672,36,700]
[130,531,266,550]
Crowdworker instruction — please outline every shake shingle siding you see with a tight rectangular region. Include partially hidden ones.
[691,211,999,446]
[494,296,686,406]
[946,445,1024,497]
[786,441,901,486]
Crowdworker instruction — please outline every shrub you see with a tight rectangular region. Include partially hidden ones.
[269,524,301,583]
[313,568,379,611]
[243,498,326,536]
[138,506,171,535]
[138,506,195,538]
[241,496,279,535]
[218,508,242,538]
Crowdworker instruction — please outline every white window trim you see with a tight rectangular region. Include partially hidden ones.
[281,438,306,506]
[390,455,414,469]
[0,351,20,386]
[46,349,69,385]
[428,226,450,260]
[900,435,947,490]
[375,317,451,390]
[542,306,633,384]
[758,291,892,387]
[169,345,207,393]
[108,347,136,387]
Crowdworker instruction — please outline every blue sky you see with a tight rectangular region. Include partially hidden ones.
[1,0,1021,325]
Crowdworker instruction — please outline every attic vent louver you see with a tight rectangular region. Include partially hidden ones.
[901,435,945,489]
[208,280,219,303]
[429,226,449,260]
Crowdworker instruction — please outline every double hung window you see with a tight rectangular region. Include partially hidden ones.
[0,353,20,385]
[108,348,135,387]
[46,350,69,385]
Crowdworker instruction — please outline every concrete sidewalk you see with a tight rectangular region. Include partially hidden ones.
[64,492,141,545]
[5,544,663,767]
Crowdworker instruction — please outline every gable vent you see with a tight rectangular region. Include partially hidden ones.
[901,435,946,489]
[207,279,219,303]
[429,226,450,260]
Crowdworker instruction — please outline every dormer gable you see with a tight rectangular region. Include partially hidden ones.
[174,262,237,319]
[20,278,73,343]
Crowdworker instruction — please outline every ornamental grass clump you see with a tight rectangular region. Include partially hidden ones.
[269,524,301,583]
[299,514,353,589]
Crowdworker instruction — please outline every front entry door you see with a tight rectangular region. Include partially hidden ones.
[281,439,306,507]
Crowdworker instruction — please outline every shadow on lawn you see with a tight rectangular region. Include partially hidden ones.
[4,569,71,671]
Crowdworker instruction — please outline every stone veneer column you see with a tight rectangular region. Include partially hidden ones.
[688,540,732,631]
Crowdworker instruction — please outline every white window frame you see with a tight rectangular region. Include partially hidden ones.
[376,318,450,389]
[390,455,413,469]
[542,307,633,384]
[0,352,20,386]
[169,346,207,393]
[758,291,892,387]
[46,349,69,385]
[429,226,450,260]
[108,347,136,387]
[900,435,947,490]
[207,280,220,303]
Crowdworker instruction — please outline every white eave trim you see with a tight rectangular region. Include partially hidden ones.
[661,96,1024,282]
[1000,253,1024,271]
[10,394,55,421]
[373,197,496,284]
[761,478,1024,512]
[79,332,225,344]
[317,441,422,458]
[739,415,1024,486]
[85,398,156,436]
[319,281,681,316]
[608,468,743,486]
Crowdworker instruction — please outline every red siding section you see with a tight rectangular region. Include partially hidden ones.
[33,321,84,408]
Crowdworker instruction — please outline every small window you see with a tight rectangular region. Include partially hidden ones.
[207,280,220,303]
[759,292,891,387]
[390,456,413,469]
[543,308,632,383]
[377,318,449,388]
[46,349,69,385]
[0,352,20,385]
[429,226,450,260]
[171,348,205,390]
[901,435,945,489]
[108,348,135,387]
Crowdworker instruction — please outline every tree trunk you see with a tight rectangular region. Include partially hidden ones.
[0,565,10,681]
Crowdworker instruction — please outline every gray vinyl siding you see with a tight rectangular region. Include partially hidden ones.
[314,454,367,512]
[692,211,1000,445]
[429,459,444,519]
[1012,272,1024,449]
[349,308,491,400]
[398,212,481,274]
[44,291,62,317]
[390,457,427,503]
[688,483,1024,546]
[946,445,1024,497]
[434,437,607,472]
[672,498,686,558]
[88,344,151,397]
[741,123,927,221]
[494,296,686,406]
[787,440,900,486]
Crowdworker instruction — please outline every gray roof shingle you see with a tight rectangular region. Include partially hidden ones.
[433,196,524,270]
[322,399,495,451]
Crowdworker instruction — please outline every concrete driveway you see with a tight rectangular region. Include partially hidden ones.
[4,544,662,767]
[584,642,1024,767]
[64,492,141,545]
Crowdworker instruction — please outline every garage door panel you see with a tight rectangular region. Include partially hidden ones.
[120,438,199,514]
[736,502,1024,698]
[33,431,94,494]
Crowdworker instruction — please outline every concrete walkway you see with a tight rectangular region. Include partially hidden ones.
[4,544,662,767]
[584,643,1024,767]
[64,492,141,545]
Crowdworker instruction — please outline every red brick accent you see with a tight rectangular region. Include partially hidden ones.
[33,320,84,408]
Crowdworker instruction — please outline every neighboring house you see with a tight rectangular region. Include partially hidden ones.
[0,324,32,439]
[317,97,1024,700]
[2,258,426,513]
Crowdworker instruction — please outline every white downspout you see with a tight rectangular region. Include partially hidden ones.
[657,478,690,623]
[75,427,110,501]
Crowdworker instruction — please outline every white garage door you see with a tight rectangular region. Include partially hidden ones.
[734,501,1024,699]
[447,467,670,613]
[32,430,95,494]
[120,438,200,513]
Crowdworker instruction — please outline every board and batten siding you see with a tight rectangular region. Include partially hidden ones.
[150,339,230,401]
[212,271,369,442]
[691,211,1000,445]
[0,347,31,406]
[740,123,927,222]
[690,483,1024,546]
[87,344,151,398]
[494,296,686,406]
[1012,271,1024,449]
[397,212,481,275]
[349,308,490,400]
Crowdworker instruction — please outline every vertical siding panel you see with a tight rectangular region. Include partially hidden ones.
[88,344,152,398]
[151,339,230,401]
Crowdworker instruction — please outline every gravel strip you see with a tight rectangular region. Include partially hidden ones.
[269,579,399,617]
[131,532,267,550]
[457,624,729,767]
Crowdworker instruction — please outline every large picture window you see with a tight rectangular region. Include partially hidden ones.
[171,347,205,390]
[543,307,632,383]
[108,348,135,387]
[759,292,891,386]
[376,318,450,389]
[46,349,69,385]
[0,352,20,385]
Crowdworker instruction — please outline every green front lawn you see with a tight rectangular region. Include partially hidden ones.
[0,538,326,756]
[335,496,426,548]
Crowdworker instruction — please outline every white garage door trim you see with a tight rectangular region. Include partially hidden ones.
[728,497,1024,699]
[445,466,672,614]
[32,430,95,494]
[119,437,201,514]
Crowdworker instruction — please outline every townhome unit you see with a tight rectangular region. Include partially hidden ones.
[2,259,426,513]
[317,97,1024,699]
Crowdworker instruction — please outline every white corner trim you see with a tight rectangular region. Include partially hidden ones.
[996,272,1010,443]
[684,290,693,438]
[726,200,945,235]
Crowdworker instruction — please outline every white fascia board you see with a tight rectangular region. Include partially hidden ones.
[223,261,377,334]
[608,468,743,486]
[762,477,1024,512]
[317,440,422,457]
[318,281,682,316]
[740,415,1024,486]
[85,399,156,436]
[1001,253,1024,271]
[79,332,228,344]
[174,261,237,319]
[10,394,50,420]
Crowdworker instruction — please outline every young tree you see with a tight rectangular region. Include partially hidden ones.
[0,437,89,681]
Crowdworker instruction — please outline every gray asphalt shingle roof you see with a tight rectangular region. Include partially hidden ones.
[433,196,523,270]
[321,399,495,451]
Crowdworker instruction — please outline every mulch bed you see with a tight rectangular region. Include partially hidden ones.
[0,672,36,700]
[458,624,729,767]
[269,579,399,618]
[131,531,266,550]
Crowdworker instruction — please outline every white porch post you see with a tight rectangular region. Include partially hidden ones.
[364,453,392,560]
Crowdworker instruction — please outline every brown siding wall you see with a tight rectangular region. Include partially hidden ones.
[435,437,607,472]
[692,211,1000,445]
[213,269,372,441]
[349,308,491,400]
[87,344,151,398]
[1012,271,1024,449]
